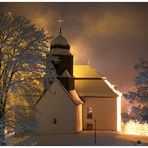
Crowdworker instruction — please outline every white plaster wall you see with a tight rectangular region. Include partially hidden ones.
[35,81,77,134]
[82,97,117,131]
[76,104,83,132]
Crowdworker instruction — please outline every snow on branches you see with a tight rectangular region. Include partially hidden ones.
[0,12,56,145]
[123,58,148,124]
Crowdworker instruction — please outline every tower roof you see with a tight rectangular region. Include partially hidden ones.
[51,34,69,47]
[50,16,70,50]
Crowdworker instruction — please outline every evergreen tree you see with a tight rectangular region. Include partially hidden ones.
[123,58,148,123]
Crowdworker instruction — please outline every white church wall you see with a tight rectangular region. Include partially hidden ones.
[76,104,83,132]
[82,97,117,131]
[35,80,77,134]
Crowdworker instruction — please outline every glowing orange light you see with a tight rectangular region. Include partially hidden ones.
[122,120,148,136]
[4,129,8,135]
[71,41,91,65]
[117,95,122,132]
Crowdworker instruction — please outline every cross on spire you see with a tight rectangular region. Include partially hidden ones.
[57,16,64,34]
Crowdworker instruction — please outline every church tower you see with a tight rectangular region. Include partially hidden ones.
[49,17,74,90]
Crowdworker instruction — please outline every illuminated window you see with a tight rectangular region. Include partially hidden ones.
[87,106,93,119]
[53,118,57,124]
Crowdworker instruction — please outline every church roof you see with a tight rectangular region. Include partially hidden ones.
[50,19,71,55]
[74,65,103,79]
[51,16,69,49]
[55,79,83,105]
[74,65,118,98]
[51,34,69,46]
[75,79,118,98]
[35,78,83,106]
[69,90,83,105]
[50,48,72,55]
[50,34,72,55]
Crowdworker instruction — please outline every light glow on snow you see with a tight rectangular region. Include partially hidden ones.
[122,120,148,136]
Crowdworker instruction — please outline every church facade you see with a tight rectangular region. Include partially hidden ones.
[35,25,122,134]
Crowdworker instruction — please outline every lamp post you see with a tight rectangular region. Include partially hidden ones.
[94,119,97,143]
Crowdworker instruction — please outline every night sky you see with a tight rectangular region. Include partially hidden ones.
[0,2,148,92]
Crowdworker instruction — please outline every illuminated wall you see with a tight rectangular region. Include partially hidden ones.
[82,97,117,131]
[35,80,78,134]
[76,104,83,132]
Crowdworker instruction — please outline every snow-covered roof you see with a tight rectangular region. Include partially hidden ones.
[55,79,83,105]
[75,79,118,98]
[69,90,83,105]
[74,65,103,79]
[35,78,83,106]
[50,48,72,55]
[74,65,118,98]
[51,34,69,46]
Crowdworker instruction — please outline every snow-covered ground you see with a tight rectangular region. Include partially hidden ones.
[10,131,148,146]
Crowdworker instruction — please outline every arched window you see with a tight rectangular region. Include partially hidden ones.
[87,106,93,119]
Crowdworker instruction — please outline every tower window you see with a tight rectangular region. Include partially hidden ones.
[87,107,93,119]
[53,118,57,124]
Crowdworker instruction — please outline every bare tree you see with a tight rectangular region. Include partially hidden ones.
[0,12,56,145]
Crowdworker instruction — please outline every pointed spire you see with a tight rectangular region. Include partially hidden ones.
[57,16,64,34]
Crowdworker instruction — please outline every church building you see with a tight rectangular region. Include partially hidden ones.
[35,19,122,134]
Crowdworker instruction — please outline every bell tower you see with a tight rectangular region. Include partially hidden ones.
[49,17,74,90]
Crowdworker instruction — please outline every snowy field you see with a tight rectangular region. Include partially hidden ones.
[10,131,148,146]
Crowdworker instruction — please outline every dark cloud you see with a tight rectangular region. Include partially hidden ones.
[0,2,148,92]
